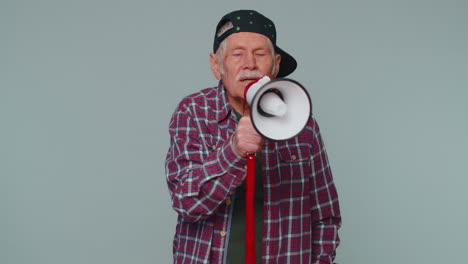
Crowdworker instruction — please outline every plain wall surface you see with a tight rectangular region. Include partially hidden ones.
[2,0,467,263]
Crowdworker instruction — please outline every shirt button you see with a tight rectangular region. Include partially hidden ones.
[291,154,297,160]
[226,198,231,205]
[212,145,217,150]
[220,231,227,237]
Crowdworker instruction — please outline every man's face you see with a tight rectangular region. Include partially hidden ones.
[210,32,281,113]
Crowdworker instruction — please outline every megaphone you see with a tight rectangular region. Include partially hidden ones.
[242,76,313,263]
[245,76,312,141]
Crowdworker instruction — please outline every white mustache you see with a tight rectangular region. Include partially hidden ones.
[236,71,263,81]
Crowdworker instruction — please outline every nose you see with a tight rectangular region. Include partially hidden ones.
[243,53,257,70]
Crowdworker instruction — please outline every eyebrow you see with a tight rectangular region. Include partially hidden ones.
[230,46,270,52]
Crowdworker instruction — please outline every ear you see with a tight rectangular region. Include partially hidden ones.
[273,53,281,78]
[209,53,221,80]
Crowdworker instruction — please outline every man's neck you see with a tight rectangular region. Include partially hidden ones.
[229,98,250,116]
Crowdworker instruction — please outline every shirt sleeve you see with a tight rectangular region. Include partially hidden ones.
[309,117,342,263]
[165,107,246,222]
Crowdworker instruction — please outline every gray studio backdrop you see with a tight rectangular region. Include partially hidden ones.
[2,0,467,263]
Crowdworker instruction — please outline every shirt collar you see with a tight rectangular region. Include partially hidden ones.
[215,80,235,123]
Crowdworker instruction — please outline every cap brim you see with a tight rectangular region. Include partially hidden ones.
[275,46,297,78]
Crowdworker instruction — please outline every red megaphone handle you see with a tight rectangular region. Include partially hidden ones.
[245,154,256,264]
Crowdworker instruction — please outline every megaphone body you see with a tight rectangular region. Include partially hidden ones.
[245,76,312,141]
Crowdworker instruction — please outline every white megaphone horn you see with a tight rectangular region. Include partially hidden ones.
[244,76,312,141]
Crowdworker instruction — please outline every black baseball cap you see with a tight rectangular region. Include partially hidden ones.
[213,10,297,78]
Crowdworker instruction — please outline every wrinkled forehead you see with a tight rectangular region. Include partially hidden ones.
[221,32,276,53]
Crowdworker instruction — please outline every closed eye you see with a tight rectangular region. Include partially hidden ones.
[231,49,244,57]
[255,50,267,56]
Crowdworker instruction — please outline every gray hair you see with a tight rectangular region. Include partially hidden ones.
[215,21,277,76]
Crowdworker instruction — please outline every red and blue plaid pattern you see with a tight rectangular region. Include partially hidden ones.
[166,82,341,263]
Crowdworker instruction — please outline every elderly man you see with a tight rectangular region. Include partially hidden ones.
[166,10,341,264]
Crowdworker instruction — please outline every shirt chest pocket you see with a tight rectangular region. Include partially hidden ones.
[200,134,225,154]
[277,145,311,163]
[276,144,312,179]
[275,144,312,194]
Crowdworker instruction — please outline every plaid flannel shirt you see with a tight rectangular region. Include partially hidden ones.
[165,82,341,264]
